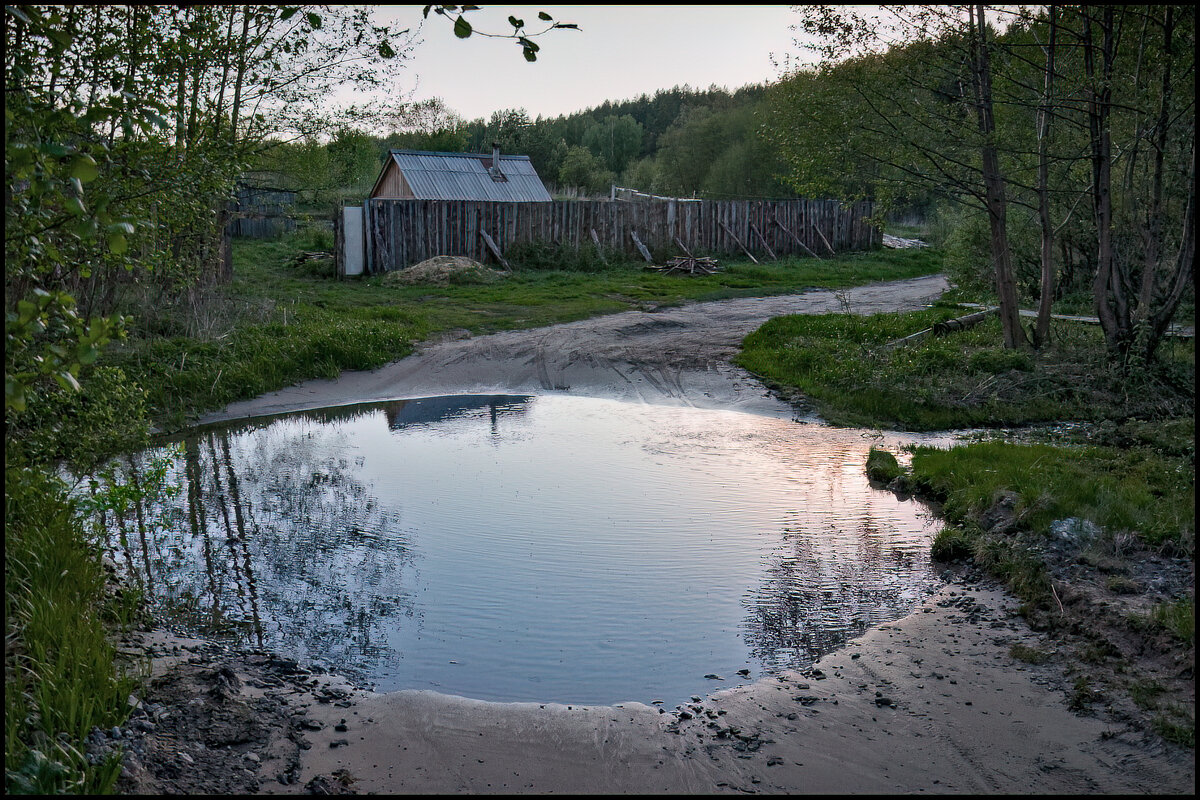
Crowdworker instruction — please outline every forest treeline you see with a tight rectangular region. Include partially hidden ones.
[254,83,798,205]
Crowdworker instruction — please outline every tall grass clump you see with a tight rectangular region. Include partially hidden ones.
[5,466,143,794]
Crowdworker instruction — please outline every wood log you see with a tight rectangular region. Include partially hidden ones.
[773,217,822,259]
[882,307,999,349]
[749,222,777,260]
[719,220,759,263]
[673,236,695,258]
[931,307,998,335]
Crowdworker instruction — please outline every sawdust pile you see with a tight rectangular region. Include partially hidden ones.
[381,256,505,286]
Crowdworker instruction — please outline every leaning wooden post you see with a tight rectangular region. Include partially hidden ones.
[773,217,822,259]
[630,230,653,263]
[811,221,836,255]
[719,220,759,264]
[479,229,510,270]
[590,228,607,264]
[673,235,695,258]
[749,222,777,260]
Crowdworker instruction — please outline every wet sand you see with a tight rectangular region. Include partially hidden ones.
[129,275,1193,794]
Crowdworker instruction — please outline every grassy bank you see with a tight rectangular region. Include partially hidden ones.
[739,284,1194,748]
[737,308,1195,431]
[104,231,941,428]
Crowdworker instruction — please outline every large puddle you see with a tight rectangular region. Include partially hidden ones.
[87,395,949,708]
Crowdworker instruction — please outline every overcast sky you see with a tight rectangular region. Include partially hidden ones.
[371,5,813,122]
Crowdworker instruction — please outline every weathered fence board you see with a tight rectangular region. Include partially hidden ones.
[358,198,873,274]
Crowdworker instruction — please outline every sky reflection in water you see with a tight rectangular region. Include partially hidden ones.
[99,395,944,707]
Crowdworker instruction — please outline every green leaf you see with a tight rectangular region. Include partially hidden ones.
[106,222,135,235]
[108,233,128,254]
[71,153,99,182]
[6,377,27,413]
[378,40,395,58]
[523,47,537,62]
[54,371,82,393]
[280,7,298,21]
[65,196,87,216]
[553,23,579,30]
[538,11,553,21]
[453,15,472,38]
[306,11,322,29]
[508,16,524,29]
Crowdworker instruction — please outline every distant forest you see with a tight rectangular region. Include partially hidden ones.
[254,83,798,206]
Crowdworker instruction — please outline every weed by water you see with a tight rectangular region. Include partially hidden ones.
[865,447,904,483]
[4,466,143,794]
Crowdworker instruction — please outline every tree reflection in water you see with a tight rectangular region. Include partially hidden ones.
[741,443,938,672]
[99,405,414,684]
[85,395,943,705]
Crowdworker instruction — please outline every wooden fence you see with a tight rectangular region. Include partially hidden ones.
[351,198,875,274]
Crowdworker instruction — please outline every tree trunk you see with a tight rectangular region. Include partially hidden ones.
[971,5,1027,349]
[1084,7,1128,356]
[1033,6,1058,348]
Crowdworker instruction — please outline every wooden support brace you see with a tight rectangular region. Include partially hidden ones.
[811,222,836,255]
[773,217,822,259]
[630,230,653,263]
[749,222,777,260]
[590,228,607,264]
[719,221,759,264]
[673,235,695,258]
[479,229,510,270]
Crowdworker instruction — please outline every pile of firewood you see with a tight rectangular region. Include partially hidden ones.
[647,255,720,275]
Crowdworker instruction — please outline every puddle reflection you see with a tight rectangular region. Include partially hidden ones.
[85,395,944,707]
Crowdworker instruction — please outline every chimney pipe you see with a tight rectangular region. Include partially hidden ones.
[489,141,506,181]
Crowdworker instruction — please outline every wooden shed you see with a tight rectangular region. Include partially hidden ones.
[369,145,552,202]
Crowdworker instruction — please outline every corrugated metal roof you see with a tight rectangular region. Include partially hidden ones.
[378,149,552,202]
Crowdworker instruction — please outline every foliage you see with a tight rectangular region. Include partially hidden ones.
[557,146,614,196]
[5,367,150,472]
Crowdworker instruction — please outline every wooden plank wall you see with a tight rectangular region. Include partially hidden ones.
[362,198,875,273]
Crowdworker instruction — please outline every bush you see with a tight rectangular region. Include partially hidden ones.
[5,366,150,471]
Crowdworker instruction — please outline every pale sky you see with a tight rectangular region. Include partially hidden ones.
[372,5,812,122]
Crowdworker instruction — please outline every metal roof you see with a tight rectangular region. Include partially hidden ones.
[376,149,552,202]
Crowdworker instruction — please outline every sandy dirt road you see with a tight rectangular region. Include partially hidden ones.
[130,273,1192,795]
[199,274,949,424]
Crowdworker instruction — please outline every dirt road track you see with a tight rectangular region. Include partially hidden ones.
[200,274,949,425]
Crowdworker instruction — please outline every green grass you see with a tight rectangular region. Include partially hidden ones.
[5,466,143,794]
[1009,643,1052,665]
[865,446,904,483]
[736,308,1195,431]
[907,442,1194,548]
